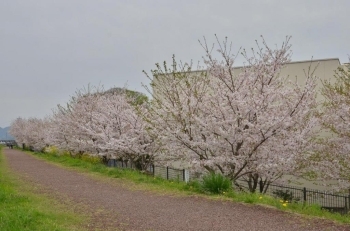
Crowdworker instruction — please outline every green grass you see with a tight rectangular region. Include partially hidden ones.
[0,145,86,231]
[22,147,350,225]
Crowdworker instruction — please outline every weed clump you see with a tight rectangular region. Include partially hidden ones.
[201,173,231,194]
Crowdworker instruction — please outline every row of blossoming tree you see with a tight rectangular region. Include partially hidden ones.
[9,36,350,192]
[10,87,160,171]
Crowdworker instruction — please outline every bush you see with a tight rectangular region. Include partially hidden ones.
[201,173,231,194]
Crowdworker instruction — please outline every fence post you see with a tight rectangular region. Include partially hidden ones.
[152,164,155,175]
[348,189,350,214]
[184,169,189,183]
[303,187,307,204]
[345,197,348,214]
[183,169,185,182]
[166,166,169,180]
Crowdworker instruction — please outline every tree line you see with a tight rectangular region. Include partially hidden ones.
[10,36,350,193]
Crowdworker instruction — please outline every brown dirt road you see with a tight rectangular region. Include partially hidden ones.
[3,148,350,231]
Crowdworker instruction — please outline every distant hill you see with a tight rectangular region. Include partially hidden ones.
[0,127,14,140]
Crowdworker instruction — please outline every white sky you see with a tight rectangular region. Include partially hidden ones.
[1,0,349,127]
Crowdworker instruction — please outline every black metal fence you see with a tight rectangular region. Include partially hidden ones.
[265,183,350,215]
[154,166,188,182]
[107,159,189,182]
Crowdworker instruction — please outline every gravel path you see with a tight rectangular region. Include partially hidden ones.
[4,148,350,231]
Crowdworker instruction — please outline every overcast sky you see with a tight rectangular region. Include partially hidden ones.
[1,0,349,127]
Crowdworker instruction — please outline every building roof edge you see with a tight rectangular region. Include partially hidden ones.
[188,58,341,73]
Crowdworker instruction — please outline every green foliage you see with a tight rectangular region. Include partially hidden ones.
[201,173,231,194]
[125,89,149,105]
[0,146,85,231]
[104,87,149,105]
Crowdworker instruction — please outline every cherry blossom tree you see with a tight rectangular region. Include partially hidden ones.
[144,36,319,192]
[10,85,158,171]
[47,86,102,156]
[304,60,350,190]
[9,117,28,147]
[10,117,51,151]
[48,86,159,170]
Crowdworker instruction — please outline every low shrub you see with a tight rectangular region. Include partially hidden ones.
[201,173,231,194]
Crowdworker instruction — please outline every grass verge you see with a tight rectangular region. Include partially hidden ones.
[0,146,86,231]
[22,148,350,225]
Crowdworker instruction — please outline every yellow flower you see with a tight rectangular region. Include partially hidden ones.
[282,203,287,207]
[279,200,283,203]
[259,196,262,199]
[285,201,289,203]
